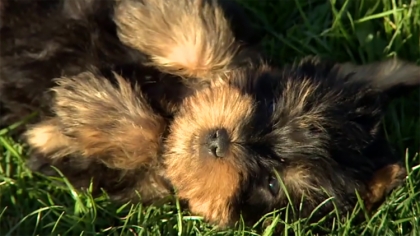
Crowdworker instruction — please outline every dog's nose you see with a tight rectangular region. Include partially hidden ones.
[203,128,230,158]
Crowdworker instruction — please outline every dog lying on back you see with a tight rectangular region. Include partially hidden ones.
[2,0,420,229]
[0,0,262,203]
[112,0,420,226]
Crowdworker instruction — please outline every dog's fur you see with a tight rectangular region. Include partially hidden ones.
[115,0,241,80]
[1,0,419,229]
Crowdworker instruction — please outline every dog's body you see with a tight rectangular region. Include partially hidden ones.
[1,0,419,229]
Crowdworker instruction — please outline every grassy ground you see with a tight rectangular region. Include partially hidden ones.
[1,0,419,235]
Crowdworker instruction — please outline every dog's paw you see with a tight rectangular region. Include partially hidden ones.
[364,163,407,211]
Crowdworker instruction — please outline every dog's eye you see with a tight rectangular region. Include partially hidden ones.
[268,175,280,196]
[266,100,276,116]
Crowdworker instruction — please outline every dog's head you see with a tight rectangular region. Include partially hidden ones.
[163,57,419,226]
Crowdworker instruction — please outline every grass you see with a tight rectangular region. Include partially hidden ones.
[1,0,419,235]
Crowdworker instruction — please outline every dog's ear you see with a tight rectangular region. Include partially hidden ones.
[44,71,166,170]
[114,0,241,81]
[338,58,420,98]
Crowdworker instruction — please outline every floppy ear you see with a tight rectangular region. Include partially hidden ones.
[113,0,241,82]
[26,71,167,170]
[338,58,420,98]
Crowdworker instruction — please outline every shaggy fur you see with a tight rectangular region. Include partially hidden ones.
[114,0,263,84]
[24,70,173,204]
[26,71,166,170]
[115,0,239,80]
[2,0,419,229]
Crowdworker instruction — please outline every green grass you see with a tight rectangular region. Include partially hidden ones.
[1,0,420,235]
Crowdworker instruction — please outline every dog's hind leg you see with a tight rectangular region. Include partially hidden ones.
[113,0,259,83]
[25,70,166,170]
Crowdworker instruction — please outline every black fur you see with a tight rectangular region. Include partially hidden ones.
[226,57,418,224]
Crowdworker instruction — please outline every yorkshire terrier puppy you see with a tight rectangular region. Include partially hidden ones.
[0,0,262,204]
[2,0,419,229]
[111,0,420,227]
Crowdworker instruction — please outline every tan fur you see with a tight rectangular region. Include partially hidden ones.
[38,71,167,170]
[51,71,166,170]
[114,0,240,81]
[364,164,406,211]
[25,118,78,159]
[281,78,329,131]
[277,161,354,210]
[164,85,255,226]
[24,70,171,204]
[281,165,322,198]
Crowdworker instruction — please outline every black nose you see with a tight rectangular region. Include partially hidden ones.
[203,128,230,158]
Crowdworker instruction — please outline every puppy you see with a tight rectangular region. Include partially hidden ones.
[0,0,263,204]
[4,0,418,229]
[112,0,420,227]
